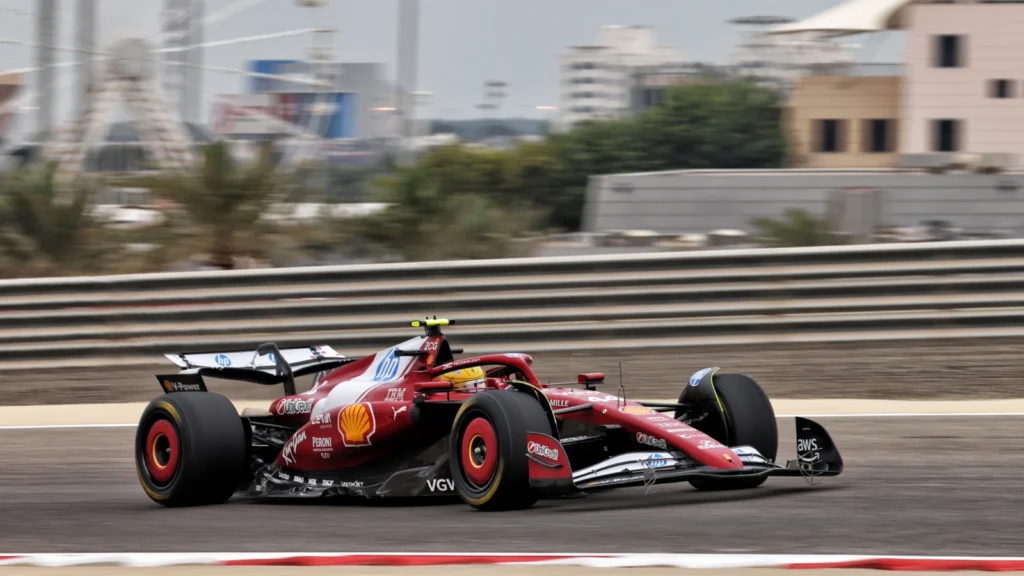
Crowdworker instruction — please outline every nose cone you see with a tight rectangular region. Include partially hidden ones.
[717,449,743,469]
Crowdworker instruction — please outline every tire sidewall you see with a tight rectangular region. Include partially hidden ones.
[135,392,247,507]
[449,398,510,506]
[448,391,546,510]
[135,396,192,504]
[682,373,778,491]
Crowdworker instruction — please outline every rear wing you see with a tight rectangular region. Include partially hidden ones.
[157,343,354,396]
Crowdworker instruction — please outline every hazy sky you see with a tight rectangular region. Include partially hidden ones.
[0,0,904,128]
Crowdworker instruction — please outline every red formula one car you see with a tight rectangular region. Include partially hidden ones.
[136,319,843,510]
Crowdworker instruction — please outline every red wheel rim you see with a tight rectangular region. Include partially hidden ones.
[460,417,497,486]
[145,419,180,484]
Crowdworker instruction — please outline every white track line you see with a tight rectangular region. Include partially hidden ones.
[0,423,137,430]
[2,411,1023,431]
[1,552,1023,569]
[776,412,1024,418]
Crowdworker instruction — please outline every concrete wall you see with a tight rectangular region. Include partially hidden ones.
[785,76,901,169]
[582,169,1024,236]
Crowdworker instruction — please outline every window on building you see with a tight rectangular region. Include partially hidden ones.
[814,119,846,153]
[641,88,664,108]
[989,79,1014,98]
[934,34,964,68]
[932,119,962,152]
[862,119,895,153]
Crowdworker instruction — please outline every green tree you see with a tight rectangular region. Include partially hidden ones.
[354,79,788,243]
[131,141,285,269]
[416,80,789,233]
[639,80,787,170]
[350,166,539,261]
[0,165,113,277]
[750,209,839,247]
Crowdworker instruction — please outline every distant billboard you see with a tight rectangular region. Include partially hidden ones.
[247,59,339,94]
[213,92,354,139]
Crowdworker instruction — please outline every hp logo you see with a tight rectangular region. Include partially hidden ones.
[373,348,401,382]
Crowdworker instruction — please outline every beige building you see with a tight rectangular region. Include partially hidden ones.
[785,75,901,168]
[776,0,1024,169]
[0,73,22,142]
[902,1,1024,158]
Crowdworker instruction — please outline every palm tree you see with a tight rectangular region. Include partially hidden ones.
[0,164,109,278]
[132,141,284,269]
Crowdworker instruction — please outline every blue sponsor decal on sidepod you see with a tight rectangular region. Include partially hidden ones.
[214,354,232,367]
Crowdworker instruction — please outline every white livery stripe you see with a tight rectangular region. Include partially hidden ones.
[314,337,425,416]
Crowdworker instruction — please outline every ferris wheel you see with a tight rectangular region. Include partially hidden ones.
[0,0,342,181]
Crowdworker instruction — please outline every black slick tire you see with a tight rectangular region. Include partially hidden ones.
[684,374,778,492]
[135,392,248,507]
[448,390,551,511]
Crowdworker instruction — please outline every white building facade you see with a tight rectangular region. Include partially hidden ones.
[558,26,684,130]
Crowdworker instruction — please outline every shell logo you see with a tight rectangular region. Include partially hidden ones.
[619,405,655,415]
[338,403,377,447]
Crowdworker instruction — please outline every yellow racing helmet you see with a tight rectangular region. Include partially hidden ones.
[439,367,486,389]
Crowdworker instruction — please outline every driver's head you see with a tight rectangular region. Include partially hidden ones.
[439,367,486,389]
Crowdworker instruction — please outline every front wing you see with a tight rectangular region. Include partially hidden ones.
[569,417,843,492]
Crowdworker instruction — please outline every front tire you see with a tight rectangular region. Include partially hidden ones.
[448,391,551,511]
[135,392,248,507]
[683,374,778,492]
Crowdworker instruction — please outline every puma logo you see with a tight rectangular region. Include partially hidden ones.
[392,406,408,419]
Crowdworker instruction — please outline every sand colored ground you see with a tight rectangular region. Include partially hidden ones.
[2,398,1024,427]
[1,568,1021,576]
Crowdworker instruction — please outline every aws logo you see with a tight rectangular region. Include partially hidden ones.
[338,403,377,447]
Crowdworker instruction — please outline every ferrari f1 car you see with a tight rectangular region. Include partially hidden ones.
[136,319,843,510]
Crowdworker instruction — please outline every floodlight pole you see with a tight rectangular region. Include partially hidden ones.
[395,0,419,167]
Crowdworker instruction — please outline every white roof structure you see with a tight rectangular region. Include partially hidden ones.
[767,0,917,36]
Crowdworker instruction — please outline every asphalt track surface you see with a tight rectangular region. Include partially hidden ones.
[0,415,1020,555]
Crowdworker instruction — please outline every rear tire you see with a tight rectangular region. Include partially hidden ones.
[683,374,777,492]
[135,392,248,507]
[449,391,551,511]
